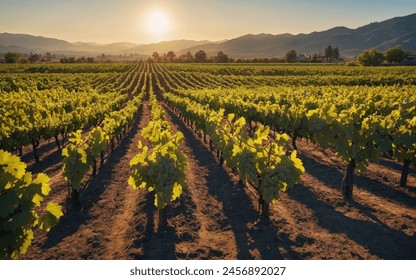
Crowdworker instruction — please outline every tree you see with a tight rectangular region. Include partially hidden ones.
[76,56,86,63]
[152,52,160,62]
[178,51,194,63]
[285,49,297,63]
[358,48,384,66]
[5,52,19,63]
[44,52,55,62]
[28,53,41,63]
[165,51,176,63]
[194,50,207,62]
[384,45,408,64]
[333,47,340,60]
[325,45,333,62]
[215,51,229,63]
[60,56,76,63]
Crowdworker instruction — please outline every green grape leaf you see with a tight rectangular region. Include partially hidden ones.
[17,229,34,257]
[61,147,69,157]
[33,173,51,196]
[88,127,108,158]
[0,190,19,218]
[254,125,270,144]
[38,202,63,232]
[0,150,27,190]
[68,130,83,145]
[291,150,305,173]
[4,211,35,231]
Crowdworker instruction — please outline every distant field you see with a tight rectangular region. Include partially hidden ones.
[1,63,415,260]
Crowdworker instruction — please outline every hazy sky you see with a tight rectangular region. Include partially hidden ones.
[0,0,414,44]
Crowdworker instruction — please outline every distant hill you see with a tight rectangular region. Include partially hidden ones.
[180,13,416,58]
[0,33,73,53]
[0,33,212,56]
[124,40,212,55]
[1,13,415,58]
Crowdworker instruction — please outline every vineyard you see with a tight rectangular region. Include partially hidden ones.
[0,63,415,260]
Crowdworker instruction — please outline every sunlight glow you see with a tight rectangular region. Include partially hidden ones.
[145,9,170,37]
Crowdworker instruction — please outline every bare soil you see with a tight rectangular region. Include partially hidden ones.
[23,101,416,260]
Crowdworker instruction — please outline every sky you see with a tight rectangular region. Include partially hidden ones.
[0,0,414,44]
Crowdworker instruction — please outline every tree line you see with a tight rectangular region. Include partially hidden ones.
[1,52,95,64]
[150,47,341,64]
[149,50,231,63]
[285,45,340,63]
[1,45,414,65]
[357,46,413,66]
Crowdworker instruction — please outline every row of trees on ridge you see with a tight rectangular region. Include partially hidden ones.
[2,46,413,66]
[358,46,412,66]
[150,50,230,63]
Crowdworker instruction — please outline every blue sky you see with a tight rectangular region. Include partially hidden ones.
[0,0,414,43]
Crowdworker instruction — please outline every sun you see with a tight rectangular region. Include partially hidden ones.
[145,9,170,37]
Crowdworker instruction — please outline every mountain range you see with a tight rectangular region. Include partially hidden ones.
[1,13,415,58]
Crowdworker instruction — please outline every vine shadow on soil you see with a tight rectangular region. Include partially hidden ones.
[354,173,416,208]
[129,191,177,260]
[26,145,63,175]
[300,155,416,208]
[291,155,416,259]
[129,184,211,260]
[41,108,143,250]
[378,158,416,175]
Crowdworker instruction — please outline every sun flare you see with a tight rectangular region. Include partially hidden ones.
[145,9,170,37]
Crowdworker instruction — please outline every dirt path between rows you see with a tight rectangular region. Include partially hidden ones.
[265,138,416,259]
[160,102,270,259]
[24,102,149,259]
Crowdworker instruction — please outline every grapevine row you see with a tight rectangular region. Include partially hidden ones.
[129,74,187,229]
[163,92,305,218]
[169,85,415,198]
